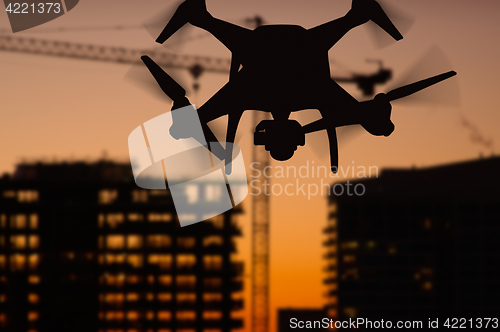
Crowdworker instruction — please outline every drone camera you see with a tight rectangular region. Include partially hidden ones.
[254,119,305,161]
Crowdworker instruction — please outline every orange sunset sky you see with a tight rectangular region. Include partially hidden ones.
[1,0,500,331]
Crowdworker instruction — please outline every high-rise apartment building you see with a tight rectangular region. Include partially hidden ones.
[0,161,244,332]
[324,157,500,325]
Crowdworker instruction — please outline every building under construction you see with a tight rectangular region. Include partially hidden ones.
[324,157,500,325]
[0,161,244,332]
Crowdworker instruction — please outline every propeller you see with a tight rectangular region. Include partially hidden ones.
[124,47,192,103]
[299,46,460,160]
[387,45,461,107]
[143,0,212,52]
[365,0,415,49]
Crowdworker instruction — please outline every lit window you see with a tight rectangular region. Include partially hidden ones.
[203,255,222,270]
[10,254,26,271]
[203,311,222,320]
[148,254,172,269]
[203,236,223,247]
[127,275,141,284]
[105,293,125,304]
[147,275,155,285]
[127,255,143,268]
[98,189,118,205]
[98,213,105,228]
[421,281,433,291]
[106,311,125,321]
[18,190,39,203]
[106,214,124,228]
[343,255,356,263]
[127,293,139,302]
[28,254,39,270]
[127,311,139,321]
[146,311,154,320]
[177,293,196,303]
[29,214,38,229]
[148,213,172,222]
[340,241,359,250]
[128,213,143,222]
[10,235,26,249]
[3,191,16,198]
[28,293,39,304]
[106,235,125,249]
[132,190,148,203]
[0,215,5,229]
[27,311,39,321]
[177,237,196,248]
[158,275,172,286]
[11,214,27,229]
[106,254,125,265]
[177,311,196,320]
[158,311,171,321]
[28,275,40,284]
[203,278,222,288]
[203,293,222,302]
[29,236,39,249]
[177,255,196,268]
[146,235,171,248]
[177,275,196,287]
[127,235,142,249]
[158,293,171,302]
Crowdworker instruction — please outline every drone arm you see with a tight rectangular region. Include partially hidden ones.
[309,11,366,50]
[309,0,402,50]
[193,17,251,54]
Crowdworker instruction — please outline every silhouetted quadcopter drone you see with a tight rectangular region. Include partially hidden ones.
[140,0,456,174]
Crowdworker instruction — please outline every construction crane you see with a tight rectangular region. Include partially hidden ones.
[0,30,271,332]
[246,15,271,332]
[0,34,230,73]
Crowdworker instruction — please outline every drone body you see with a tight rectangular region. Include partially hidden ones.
[142,0,456,174]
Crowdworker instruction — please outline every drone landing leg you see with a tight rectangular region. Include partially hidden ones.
[224,111,244,175]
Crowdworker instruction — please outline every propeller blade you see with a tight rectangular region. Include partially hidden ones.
[140,55,187,104]
[124,50,192,104]
[143,1,194,51]
[365,0,415,48]
[388,46,461,107]
[386,71,457,101]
